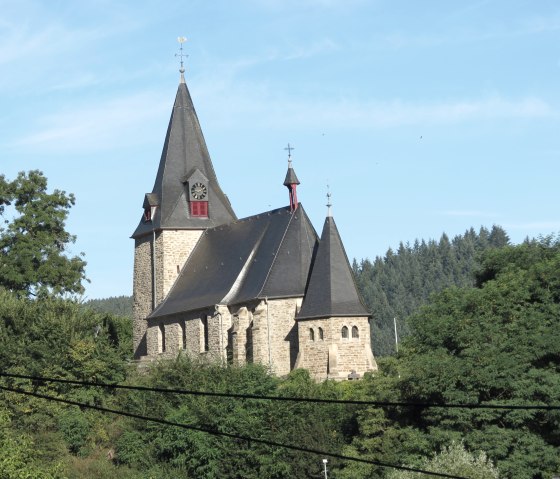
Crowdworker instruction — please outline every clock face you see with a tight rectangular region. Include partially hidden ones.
[191,182,207,200]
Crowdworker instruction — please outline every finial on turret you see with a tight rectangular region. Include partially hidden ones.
[326,184,332,217]
[284,143,294,167]
[283,143,300,211]
[176,36,188,83]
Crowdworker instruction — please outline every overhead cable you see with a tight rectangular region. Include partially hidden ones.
[0,384,469,479]
[1,372,558,411]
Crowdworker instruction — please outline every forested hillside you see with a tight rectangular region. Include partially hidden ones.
[85,295,133,318]
[2,171,558,477]
[1,239,559,477]
[353,225,510,356]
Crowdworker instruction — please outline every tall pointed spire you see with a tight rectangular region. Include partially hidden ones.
[132,52,236,238]
[283,143,300,212]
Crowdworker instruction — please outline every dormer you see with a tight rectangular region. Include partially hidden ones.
[142,193,159,223]
[183,169,209,218]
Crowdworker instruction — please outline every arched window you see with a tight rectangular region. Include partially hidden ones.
[341,326,349,339]
[309,328,315,341]
[159,324,166,353]
[318,327,324,340]
[181,322,186,349]
[352,325,359,339]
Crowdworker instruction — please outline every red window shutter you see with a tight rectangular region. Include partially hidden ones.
[190,201,208,218]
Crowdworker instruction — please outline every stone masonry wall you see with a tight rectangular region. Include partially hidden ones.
[133,235,153,358]
[146,306,231,364]
[157,230,203,302]
[297,316,377,381]
[249,298,301,376]
[133,229,202,359]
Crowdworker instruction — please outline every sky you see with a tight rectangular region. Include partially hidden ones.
[1,0,559,299]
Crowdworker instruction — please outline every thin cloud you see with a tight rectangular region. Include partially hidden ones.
[11,91,169,153]
[378,11,560,51]
[195,81,557,129]
[248,0,366,10]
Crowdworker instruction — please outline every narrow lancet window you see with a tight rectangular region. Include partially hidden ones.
[309,328,315,341]
[318,327,324,340]
[352,326,359,339]
[159,324,166,353]
[341,326,349,339]
[201,315,209,352]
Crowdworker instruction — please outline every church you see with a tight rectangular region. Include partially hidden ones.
[131,65,377,380]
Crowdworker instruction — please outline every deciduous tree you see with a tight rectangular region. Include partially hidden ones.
[0,170,87,297]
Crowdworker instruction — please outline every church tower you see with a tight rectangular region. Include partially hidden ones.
[131,64,236,359]
[295,194,377,380]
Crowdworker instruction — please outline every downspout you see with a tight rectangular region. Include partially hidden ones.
[265,297,272,368]
[152,229,157,310]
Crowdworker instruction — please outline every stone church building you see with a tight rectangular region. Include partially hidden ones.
[132,69,377,380]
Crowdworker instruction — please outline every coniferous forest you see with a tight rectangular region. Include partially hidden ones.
[354,225,510,356]
[1,171,559,478]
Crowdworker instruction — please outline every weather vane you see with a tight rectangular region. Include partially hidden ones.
[175,36,188,73]
[326,184,332,216]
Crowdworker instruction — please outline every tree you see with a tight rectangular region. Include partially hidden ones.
[0,406,67,479]
[395,240,560,478]
[354,225,510,356]
[386,441,500,479]
[0,170,87,297]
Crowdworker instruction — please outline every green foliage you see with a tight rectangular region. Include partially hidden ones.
[386,441,500,479]
[115,358,352,478]
[58,409,91,455]
[2,198,559,479]
[0,407,67,478]
[354,225,509,356]
[347,238,560,478]
[0,170,87,297]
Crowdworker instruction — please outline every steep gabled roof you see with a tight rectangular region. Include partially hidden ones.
[149,205,318,319]
[297,216,369,320]
[132,79,236,238]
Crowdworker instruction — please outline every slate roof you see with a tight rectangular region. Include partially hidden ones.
[150,205,318,319]
[297,216,370,319]
[283,165,300,186]
[132,79,236,238]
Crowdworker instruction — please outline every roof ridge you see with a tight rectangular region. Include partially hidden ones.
[256,207,298,298]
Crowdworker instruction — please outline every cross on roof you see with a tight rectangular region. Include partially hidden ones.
[326,185,332,216]
[175,36,188,72]
[284,143,295,159]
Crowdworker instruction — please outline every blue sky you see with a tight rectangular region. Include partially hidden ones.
[2,0,559,299]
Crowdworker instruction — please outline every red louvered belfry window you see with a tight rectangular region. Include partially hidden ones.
[190,201,208,218]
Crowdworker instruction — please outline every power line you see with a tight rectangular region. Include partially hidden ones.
[0,384,469,479]
[1,371,559,411]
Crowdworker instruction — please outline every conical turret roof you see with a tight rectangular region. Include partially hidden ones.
[297,216,369,319]
[132,79,236,238]
[283,162,300,186]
